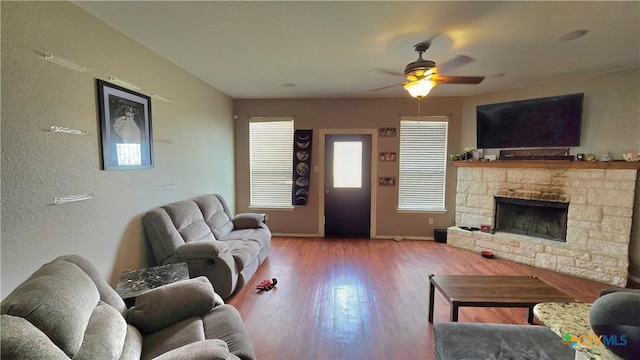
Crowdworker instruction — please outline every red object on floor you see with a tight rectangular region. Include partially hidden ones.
[481,250,494,259]
[256,278,278,292]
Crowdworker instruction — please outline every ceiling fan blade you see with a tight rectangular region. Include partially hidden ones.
[368,83,404,92]
[371,68,405,78]
[438,55,475,74]
[432,75,485,85]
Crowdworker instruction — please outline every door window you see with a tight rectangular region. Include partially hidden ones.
[333,141,362,188]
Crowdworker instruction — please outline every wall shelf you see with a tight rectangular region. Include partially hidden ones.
[451,160,640,170]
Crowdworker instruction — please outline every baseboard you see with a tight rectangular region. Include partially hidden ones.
[271,232,322,237]
[374,235,434,241]
[272,233,434,241]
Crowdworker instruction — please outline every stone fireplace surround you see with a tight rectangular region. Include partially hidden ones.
[448,160,639,287]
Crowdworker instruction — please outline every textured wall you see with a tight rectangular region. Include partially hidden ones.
[460,68,640,282]
[233,97,464,239]
[1,2,235,297]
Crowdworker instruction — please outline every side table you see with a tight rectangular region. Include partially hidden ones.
[115,262,189,307]
[534,302,622,360]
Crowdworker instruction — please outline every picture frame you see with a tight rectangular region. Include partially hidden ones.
[379,152,396,161]
[378,177,396,186]
[379,127,396,137]
[97,79,153,170]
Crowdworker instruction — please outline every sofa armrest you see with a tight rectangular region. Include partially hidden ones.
[232,213,266,229]
[152,339,240,360]
[127,277,216,333]
[175,240,229,259]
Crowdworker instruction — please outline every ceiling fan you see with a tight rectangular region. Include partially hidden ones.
[373,40,485,98]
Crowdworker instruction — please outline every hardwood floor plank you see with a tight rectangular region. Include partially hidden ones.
[228,237,613,360]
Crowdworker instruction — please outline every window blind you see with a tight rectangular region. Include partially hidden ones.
[398,117,448,211]
[249,118,294,208]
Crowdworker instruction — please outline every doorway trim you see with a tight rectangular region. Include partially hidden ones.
[318,128,378,238]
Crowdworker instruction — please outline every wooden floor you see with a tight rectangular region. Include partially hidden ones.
[227,237,618,360]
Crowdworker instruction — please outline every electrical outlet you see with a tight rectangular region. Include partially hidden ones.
[429,218,434,225]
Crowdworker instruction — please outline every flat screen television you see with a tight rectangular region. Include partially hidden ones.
[476,93,583,149]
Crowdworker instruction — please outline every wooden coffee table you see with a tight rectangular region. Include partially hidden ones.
[428,274,576,324]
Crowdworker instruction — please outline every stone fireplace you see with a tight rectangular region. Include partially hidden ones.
[448,161,639,286]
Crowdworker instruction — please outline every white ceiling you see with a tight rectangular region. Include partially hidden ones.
[74,1,640,99]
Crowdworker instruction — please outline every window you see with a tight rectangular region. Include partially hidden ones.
[249,117,294,208]
[333,141,362,188]
[398,116,448,211]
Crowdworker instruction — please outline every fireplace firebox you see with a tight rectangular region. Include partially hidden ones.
[494,197,568,242]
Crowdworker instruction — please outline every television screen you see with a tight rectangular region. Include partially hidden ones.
[476,93,583,149]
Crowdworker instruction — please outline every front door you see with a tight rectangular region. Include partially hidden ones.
[324,134,371,238]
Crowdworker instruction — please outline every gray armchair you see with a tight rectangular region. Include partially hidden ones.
[590,289,640,359]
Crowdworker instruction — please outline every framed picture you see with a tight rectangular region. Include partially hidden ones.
[97,79,153,170]
[379,152,396,161]
[378,177,396,186]
[379,127,396,137]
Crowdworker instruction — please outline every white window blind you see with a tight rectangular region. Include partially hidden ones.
[249,117,294,208]
[398,116,448,211]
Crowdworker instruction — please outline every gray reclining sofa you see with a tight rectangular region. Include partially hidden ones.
[142,194,271,299]
[1,254,255,360]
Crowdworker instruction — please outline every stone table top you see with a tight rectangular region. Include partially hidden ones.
[115,262,189,301]
[534,302,622,360]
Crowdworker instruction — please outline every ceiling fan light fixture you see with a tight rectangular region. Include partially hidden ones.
[404,79,436,98]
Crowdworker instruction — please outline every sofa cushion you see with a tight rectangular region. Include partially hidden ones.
[128,277,216,333]
[153,339,239,360]
[203,305,256,360]
[58,254,128,316]
[433,322,575,360]
[141,318,206,360]
[1,260,100,357]
[163,201,217,243]
[221,228,270,250]
[194,195,235,239]
[223,239,261,270]
[120,325,144,360]
[0,315,69,359]
[74,301,128,360]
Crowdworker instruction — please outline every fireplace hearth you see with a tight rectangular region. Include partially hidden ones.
[494,197,568,242]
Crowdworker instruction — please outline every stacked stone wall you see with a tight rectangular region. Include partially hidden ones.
[449,167,637,286]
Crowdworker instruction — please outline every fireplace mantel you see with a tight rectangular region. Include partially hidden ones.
[451,160,640,170]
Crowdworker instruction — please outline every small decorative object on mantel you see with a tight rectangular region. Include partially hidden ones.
[600,152,612,162]
[585,153,597,161]
[623,152,640,161]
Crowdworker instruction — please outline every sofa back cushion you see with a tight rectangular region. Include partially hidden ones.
[143,200,218,264]
[194,194,235,240]
[1,257,133,359]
